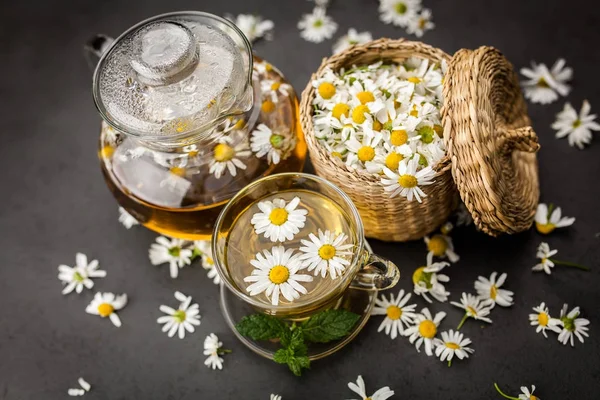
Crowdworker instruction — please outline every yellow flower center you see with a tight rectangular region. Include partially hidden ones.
[573,119,582,128]
[373,119,383,131]
[537,77,550,88]
[385,152,404,170]
[418,320,437,338]
[205,256,214,265]
[170,167,186,177]
[434,124,443,137]
[386,305,402,320]
[213,143,235,162]
[97,303,114,317]
[261,100,276,113]
[318,244,337,260]
[352,105,370,124]
[332,103,351,120]
[269,265,290,284]
[530,396,538,400]
[410,106,419,117]
[265,63,273,72]
[73,271,84,282]
[331,151,343,159]
[408,76,422,84]
[99,145,115,159]
[395,2,407,14]
[398,174,418,188]
[271,82,281,91]
[356,91,375,104]
[390,129,408,146]
[234,119,246,130]
[541,257,547,264]
[269,208,289,226]
[412,266,433,288]
[538,312,549,327]
[445,342,460,350]
[187,149,199,158]
[466,306,478,316]
[357,146,375,162]
[490,285,497,300]
[427,235,448,256]
[318,82,336,99]
[418,18,427,29]
[535,222,556,234]
[174,310,186,323]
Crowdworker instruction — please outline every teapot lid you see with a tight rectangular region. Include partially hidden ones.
[92,11,254,140]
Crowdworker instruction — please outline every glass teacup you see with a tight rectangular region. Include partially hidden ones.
[212,173,400,321]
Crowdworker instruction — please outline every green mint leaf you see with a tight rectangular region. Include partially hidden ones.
[280,325,304,348]
[235,314,287,341]
[273,338,310,377]
[287,355,310,376]
[301,309,360,343]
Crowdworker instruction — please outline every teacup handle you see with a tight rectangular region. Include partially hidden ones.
[349,251,400,291]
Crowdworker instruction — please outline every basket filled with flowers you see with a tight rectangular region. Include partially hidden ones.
[300,38,540,241]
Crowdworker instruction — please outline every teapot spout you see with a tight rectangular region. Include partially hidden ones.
[84,34,114,71]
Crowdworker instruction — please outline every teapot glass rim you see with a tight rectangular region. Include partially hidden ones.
[91,11,254,142]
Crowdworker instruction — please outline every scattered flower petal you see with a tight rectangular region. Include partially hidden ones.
[557,304,589,347]
[412,261,451,303]
[532,242,557,275]
[552,100,600,149]
[535,203,575,234]
[474,272,514,308]
[347,375,395,400]
[529,302,561,338]
[298,7,338,43]
[85,292,127,327]
[58,253,106,295]
[433,329,474,365]
[157,291,201,339]
[118,207,139,229]
[521,59,572,104]
[204,333,228,370]
[149,236,193,279]
[424,234,459,265]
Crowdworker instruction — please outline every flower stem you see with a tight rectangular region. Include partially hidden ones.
[493,383,519,400]
[218,348,232,355]
[456,313,469,330]
[447,359,452,367]
[550,258,590,271]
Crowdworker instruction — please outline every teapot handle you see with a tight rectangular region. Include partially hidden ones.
[84,34,114,71]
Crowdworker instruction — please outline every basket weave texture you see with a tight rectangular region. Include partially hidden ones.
[300,38,457,242]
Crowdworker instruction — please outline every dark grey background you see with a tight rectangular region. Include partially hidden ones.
[1,0,599,399]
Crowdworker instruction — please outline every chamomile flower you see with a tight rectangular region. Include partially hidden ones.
[67,377,91,396]
[403,308,446,356]
[58,253,106,295]
[193,241,221,285]
[270,395,282,400]
[535,203,575,234]
[228,14,274,43]
[208,140,251,179]
[251,124,290,165]
[406,8,434,37]
[519,386,540,400]
[533,242,556,274]
[552,100,600,149]
[148,236,193,279]
[85,292,127,327]
[347,375,395,400]
[251,197,308,242]
[298,7,338,43]
[412,261,451,303]
[381,157,435,202]
[204,333,230,370]
[520,59,572,104]
[474,272,514,308]
[558,304,590,347]
[424,233,459,265]
[118,207,139,229]
[433,330,474,366]
[298,230,353,279]
[378,0,422,27]
[332,28,373,54]
[157,291,201,339]
[244,246,313,306]
[451,293,494,329]
[261,79,292,103]
[345,130,384,166]
[372,289,417,339]
[529,302,561,338]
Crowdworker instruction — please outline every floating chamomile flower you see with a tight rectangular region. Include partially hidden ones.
[372,289,417,339]
[208,140,251,179]
[494,383,540,400]
[118,207,139,229]
[529,302,561,338]
[204,333,230,370]
[558,304,590,347]
[251,197,308,242]
[228,14,274,43]
[474,272,514,308]
[298,7,338,43]
[347,375,395,400]
[67,377,91,397]
[535,203,575,234]
[261,79,292,103]
[251,124,291,165]
[157,291,201,339]
[412,261,450,303]
[521,58,572,104]
[332,28,373,54]
[298,229,353,279]
[193,241,221,285]
[58,253,106,295]
[85,292,127,327]
[403,307,446,356]
[378,0,421,27]
[406,8,434,37]
[552,100,600,149]
[424,233,459,265]
[382,157,435,202]
[244,246,313,306]
[532,242,589,275]
[451,293,494,329]
[433,329,474,366]
[148,236,193,279]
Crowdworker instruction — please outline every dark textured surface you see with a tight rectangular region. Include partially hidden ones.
[1,0,599,399]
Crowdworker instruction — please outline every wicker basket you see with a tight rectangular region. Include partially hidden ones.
[300,38,540,241]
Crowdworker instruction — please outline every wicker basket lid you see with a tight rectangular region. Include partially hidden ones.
[442,46,540,236]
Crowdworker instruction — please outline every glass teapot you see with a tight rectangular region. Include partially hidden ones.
[86,12,306,240]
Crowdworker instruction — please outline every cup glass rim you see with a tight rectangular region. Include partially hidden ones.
[212,172,365,313]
